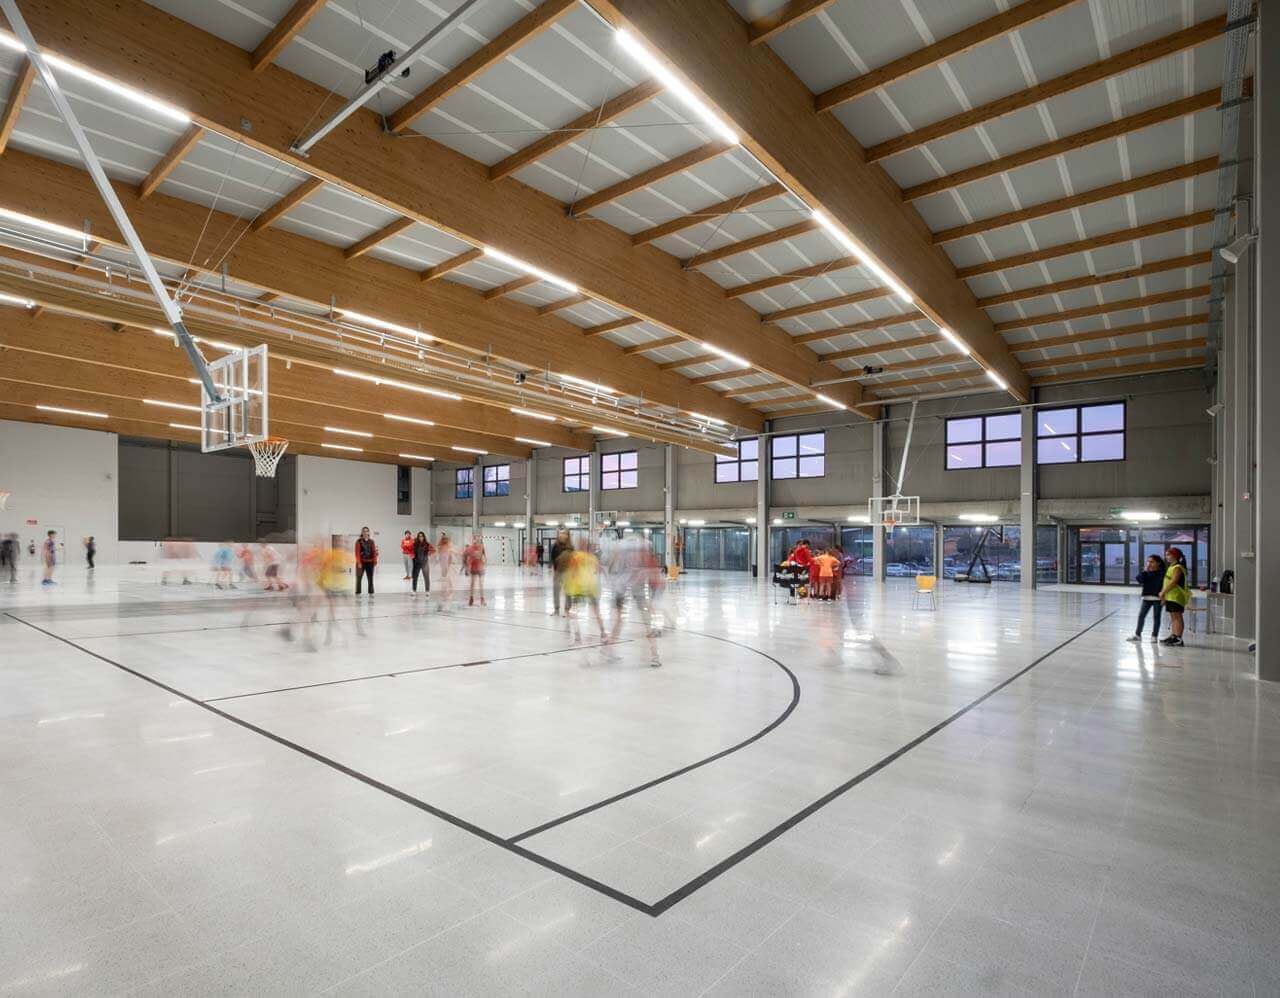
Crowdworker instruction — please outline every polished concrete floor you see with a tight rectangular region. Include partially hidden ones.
[1,562,1276,996]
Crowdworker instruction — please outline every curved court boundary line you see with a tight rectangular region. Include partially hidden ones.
[508,631,801,844]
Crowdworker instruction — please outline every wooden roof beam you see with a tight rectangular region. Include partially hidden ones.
[994,286,1208,333]
[1022,336,1207,370]
[388,0,578,134]
[570,141,733,216]
[764,286,892,323]
[934,158,1219,243]
[482,274,539,300]
[419,247,483,282]
[137,124,206,200]
[536,293,590,316]
[822,333,945,362]
[904,86,1225,202]
[490,80,664,182]
[656,353,720,371]
[816,0,1080,112]
[0,60,36,156]
[867,17,1224,162]
[688,369,749,386]
[978,253,1211,308]
[622,336,683,355]
[250,0,327,72]
[790,311,924,346]
[683,219,819,269]
[250,175,324,232]
[1010,314,1207,351]
[584,317,641,338]
[957,210,1214,279]
[866,367,984,392]
[725,256,859,299]
[723,380,792,398]
[1030,356,1204,386]
[631,182,789,246]
[344,216,416,261]
[747,1,840,45]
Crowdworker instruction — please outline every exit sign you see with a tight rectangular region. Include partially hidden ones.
[782,511,797,520]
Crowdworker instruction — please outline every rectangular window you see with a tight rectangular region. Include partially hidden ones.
[714,438,759,483]
[1036,402,1125,465]
[455,467,473,500]
[945,412,1021,470]
[482,463,510,497]
[563,455,590,493]
[600,450,638,491]
[771,432,825,480]
[397,465,411,515]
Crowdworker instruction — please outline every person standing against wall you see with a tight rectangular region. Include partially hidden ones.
[400,530,414,581]
[84,536,95,572]
[41,529,57,587]
[354,527,378,597]
[1158,546,1190,646]
[411,530,433,597]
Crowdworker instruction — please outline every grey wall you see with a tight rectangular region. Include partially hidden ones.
[432,461,470,518]
[598,438,665,513]
[677,446,754,511]
[118,438,296,542]
[534,448,590,516]
[769,410,876,510]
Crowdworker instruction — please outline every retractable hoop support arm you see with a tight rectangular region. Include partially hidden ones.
[0,0,221,402]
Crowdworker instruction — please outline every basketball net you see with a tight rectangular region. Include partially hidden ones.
[248,437,289,478]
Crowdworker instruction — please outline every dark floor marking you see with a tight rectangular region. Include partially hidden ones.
[644,608,1120,915]
[203,640,623,703]
[508,631,800,843]
[5,605,1116,918]
[5,612,654,915]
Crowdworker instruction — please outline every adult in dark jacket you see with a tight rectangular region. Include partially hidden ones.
[411,531,433,595]
[354,527,378,596]
[1126,554,1166,642]
[549,530,570,616]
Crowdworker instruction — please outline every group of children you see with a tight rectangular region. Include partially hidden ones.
[782,538,853,600]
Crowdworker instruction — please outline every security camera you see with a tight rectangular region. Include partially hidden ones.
[1205,401,1224,417]
[1219,232,1257,265]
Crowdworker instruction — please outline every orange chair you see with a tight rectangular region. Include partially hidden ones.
[913,574,937,610]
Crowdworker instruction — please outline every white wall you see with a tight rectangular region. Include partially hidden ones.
[295,454,432,559]
[0,420,118,565]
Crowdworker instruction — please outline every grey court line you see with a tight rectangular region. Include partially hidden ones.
[4,606,1117,918]
[202,639,626,703]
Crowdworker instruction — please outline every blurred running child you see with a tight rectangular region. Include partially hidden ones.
[564,538,606,644]
[607,535,663,666]
[212,541,235,589]
[434,532,454,612]
[464,534,487,606]
[1,532,17,583]
[237,544,257,583]
[40,530,57,587]
[400,530,414,581]
[354,527,378,597]
[551,530,571,616]
[261,543,287,591]
[412,530,433,596]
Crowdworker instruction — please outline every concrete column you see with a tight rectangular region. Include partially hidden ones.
[1256,10,1278,675]
[524,455,535,556]
[419,467,432,540]
[1231,196,1257,640]
[1020,403,1037,589]
[664,444,676,569]
[871,417,885,581]
[470,455,480,535]
[588,441,601,539]
[755,423,770,578]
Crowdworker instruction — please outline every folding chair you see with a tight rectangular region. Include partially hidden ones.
[913,574,938,610]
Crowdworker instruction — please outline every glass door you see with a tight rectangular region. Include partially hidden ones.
[1103,542,1129,585]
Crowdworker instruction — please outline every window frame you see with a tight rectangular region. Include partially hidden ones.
[714,438,759,484]
[562,454,590,493]
[944,412,1022,471]
[600,450,638,492]
[1035,401,1126,466]
[482,463,510,498]
[770,431,826,481]
[454,466,474,500]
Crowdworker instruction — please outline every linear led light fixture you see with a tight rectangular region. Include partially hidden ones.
[384,412,435,427]
[484,248,578,294]
[615,30,737,145]
[542,520,560,526]
[399,452,435,462]
[0,291,34,307]
[701,342,750,368]
[492,521,508,527]
[322,442,363,453]
[510,406,557,422]
[616,520,631,527]
[36,404,106,419]
[325,425,373,438]
[0,31,189,124]
[560,373,617,395]
[1123,511,1163,522]
[938,327,971,356]
[689,411,726,425]
[153,328,237,353]
[336,308,433,341]
[815,392,847,410]
[144,398,200,412]
[959,513,998,523]
[591,425,627,437]
[451,445,487,455]
[0,206,89,244]
[332,368,461,401]
[986,370,1009,391]
[168,422,202,432]
[687,519,707,526]
[846,514,869,523]
[516,436,552,447]
[810,211,912,304]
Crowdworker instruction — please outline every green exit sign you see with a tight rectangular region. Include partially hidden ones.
[781,511,797,520]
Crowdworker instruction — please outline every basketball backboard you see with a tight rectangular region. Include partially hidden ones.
[869,494,921,528]
[202,345,268,452]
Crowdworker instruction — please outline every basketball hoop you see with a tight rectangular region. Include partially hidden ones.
[248,437,289,478]
[869,494,921,528]
[0,490,9,511]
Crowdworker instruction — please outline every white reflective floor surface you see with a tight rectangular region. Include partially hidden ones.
[2,563,1277,996]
